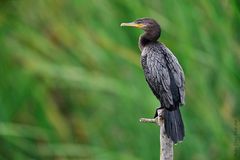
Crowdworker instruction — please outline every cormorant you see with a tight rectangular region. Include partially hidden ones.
[121,18,185,143]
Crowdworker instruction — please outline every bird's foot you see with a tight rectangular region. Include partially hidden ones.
[154,107,164,119]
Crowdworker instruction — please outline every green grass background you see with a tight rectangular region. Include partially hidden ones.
[0,0,239,159]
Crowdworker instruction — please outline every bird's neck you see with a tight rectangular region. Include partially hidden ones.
[139,31,160,51]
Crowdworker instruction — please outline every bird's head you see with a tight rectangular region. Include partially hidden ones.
[120,18,160,33]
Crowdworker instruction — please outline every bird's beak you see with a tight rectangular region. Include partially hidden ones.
[120,22,145,28]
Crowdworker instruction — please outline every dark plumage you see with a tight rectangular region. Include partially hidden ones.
[121,18,185,143]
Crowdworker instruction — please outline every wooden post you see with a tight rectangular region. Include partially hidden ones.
[140,109,173,160]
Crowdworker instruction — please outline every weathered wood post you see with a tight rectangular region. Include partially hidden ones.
[140,109,173,160]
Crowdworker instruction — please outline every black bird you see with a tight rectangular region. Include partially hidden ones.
[121,18,185,143]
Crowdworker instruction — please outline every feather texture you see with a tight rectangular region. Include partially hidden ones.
[141,42,185,109]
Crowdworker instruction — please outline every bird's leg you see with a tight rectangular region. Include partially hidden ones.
[140,107,164,125]
[154,106,164,118]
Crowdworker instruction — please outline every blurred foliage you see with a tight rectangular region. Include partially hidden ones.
[0,0,239,159]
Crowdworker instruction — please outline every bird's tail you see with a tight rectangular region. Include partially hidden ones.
[164,107,184,144]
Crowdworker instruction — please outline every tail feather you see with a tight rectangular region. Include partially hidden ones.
[164,108,184,144]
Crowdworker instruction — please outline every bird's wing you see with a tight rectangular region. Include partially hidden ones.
[145,47,173,108]
[163,46,185,105]
[145,45,185,108]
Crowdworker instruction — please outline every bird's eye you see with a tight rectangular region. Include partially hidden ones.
[135,20,142,24]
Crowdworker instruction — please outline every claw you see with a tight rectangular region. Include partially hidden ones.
[154,107,164,119]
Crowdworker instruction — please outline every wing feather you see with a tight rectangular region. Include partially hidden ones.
[163,47,185,105]
[145,47,174,107]
[142,44,185,108]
